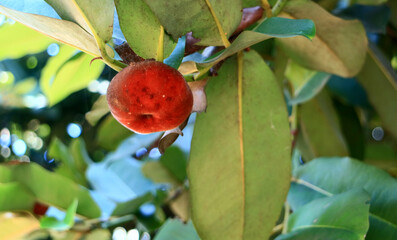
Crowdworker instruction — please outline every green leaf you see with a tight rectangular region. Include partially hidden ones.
[40,199,78,231]
[85,95,110,126]
[334,100,365,160]
[289,72,330,105]
[48,138,88,187]
[154,219,200,240]
[186,17,315,68]
[0,182,35,212]
[40,45,104,106]
[357,45,397,139]
[141,161,180,188]
[188,50,291,240]
[160,147,187,182]
[69,138,92,173]
[112,193,153,216]
[114,0,176,59]
[97,115,133,151]
[143,0,242,46]
[296,90,349,161]
[45,0,114,42]
[0,4,102,56]
[164,36,186,70]
[0,21,53,61]
[289,157,397,240]
[0,163,100,218]
[277,189,370,240]
[276,0,367,77]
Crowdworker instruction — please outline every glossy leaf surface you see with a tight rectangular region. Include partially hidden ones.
[289,157,397,240]
[185,17,315,68]
[277,189,370,240]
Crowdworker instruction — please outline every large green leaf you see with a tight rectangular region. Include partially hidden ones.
[114,0,176,59]
[188,50,291,240]
[40,45,104,106]
[357,45,397,139]
[277,189,370,240]
[289,157,397,240]
[276,0,367,77]
[0,163,100,218]
[0,182,35,212]
[154,219,200,240]
[296,90,349,161]
[186,17,315,68]
[0,21,54,60]
[45,0,114,42]
[0,4,101,56]
[143,0,241,46]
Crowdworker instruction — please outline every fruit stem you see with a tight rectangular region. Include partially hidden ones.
[98,42,127,72]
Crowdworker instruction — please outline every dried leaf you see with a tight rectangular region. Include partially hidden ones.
[188,79,208,113]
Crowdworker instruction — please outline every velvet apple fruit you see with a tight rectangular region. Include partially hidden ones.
[106,61,193,134]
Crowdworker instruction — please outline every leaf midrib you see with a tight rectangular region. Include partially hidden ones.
[237,51,245,239]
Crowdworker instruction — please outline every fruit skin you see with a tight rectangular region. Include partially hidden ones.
[107,61,193,134]
[33,202,49,215]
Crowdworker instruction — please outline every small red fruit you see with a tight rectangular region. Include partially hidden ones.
[107,61,193,134]
[33,202,49,215]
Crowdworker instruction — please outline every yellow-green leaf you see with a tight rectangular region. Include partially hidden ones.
[189,50,291,240]
[276,0,367,77]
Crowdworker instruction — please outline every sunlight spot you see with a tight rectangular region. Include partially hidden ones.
[127,229,139,240]
[67,123,82,138]
[12,139,27,156]
[372,127,384,141]
[112,227,127,240]
[139,203,156,217]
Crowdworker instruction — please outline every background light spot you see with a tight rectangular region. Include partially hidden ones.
[139,203,156,217]
[47,43,60,56]
[67,123,82,138]
[12,139,27,156]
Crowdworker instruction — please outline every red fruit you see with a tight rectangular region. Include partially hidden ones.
[107,61,193,134]
[33,202,49,215]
